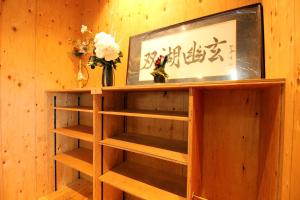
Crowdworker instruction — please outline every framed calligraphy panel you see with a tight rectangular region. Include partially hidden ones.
[126,4,264,85]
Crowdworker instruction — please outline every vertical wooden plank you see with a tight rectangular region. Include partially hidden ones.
[0,0,85,198]
[201,89,260,200]
[35,0,83,197]
[262,0,295,198]
[0,0,37,199]
[187,88,203,199]
[290,0,300,199]
[0,0,3,199]
[93,94,102,200]
[257,86,284,200]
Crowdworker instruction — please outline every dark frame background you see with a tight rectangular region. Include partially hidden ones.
[126,4,265,85]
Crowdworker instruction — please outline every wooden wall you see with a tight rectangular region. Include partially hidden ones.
[0,0,299,199]
[0,0,83,199]
[291,0,300,198]
[262,1,296,199]
[82,0,299,199]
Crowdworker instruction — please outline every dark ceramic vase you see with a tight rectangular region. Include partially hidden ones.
[154,75,165,83]
[102,65,114,86]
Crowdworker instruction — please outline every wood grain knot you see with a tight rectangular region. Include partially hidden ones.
[12,26,17,32]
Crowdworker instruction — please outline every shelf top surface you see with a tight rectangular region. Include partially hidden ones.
[54,125,93,142]
[54,106,93,113]
[100,78,285,92]
[39,179,92,200]
[100,133,188,165]
[99,109,189,121]
[46,79,285,94]
[100,162,186,200]
[54,148,93,176]
[46,87,101,94]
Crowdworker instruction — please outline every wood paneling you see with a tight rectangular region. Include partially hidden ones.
[262,0,296,199]
[201,90,261,200]
[82,0,260,87]
[1,0,300,199]
[35,0,83,195]
[1,1,37,199]
[0,1,3,199]
[258,86,284,200]
[0,0,82,199]
[82,1,299,199]
[290,0,300,199]
[187,88,203,200]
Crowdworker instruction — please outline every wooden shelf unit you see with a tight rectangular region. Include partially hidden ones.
[44,79,285,200]
[44,89,101,200]
[99,79,285,200]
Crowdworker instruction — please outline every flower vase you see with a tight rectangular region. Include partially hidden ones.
[154,75,165,83]
[102,65,114,86]
[77,59,87,88]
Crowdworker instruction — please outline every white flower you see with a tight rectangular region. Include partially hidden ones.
[81,25,88,33]
[94,32,120,61]
[94,32,115,44]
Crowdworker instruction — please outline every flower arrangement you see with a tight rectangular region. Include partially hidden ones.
[151,55,168,83]
[88,32,123,70]
[69,32,91,87]
[70,26,93,59]
[70,25,122,86]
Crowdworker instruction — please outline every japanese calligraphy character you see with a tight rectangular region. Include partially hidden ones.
[163,46,182,68]
[141,51,157,70]
[205,37,227,62]
[228,44,235,60]
[183,41,206,65]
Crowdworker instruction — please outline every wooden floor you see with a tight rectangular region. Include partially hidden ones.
[39,179,92,200]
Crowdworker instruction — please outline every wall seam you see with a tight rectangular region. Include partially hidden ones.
[0,0,3,199]
[34,0,38,198]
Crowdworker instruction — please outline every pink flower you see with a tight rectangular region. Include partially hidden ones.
[155,55,164,66]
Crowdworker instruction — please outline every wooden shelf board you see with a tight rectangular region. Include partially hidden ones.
[39,179,92,200]
[46,87,101,94]
[54,106,93,113]
[54,148,93,177]
[99,109,189,121]
[100,162,187,200]
[100,133,187,165]
[53,125,93,142]
[101,79,285,92]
